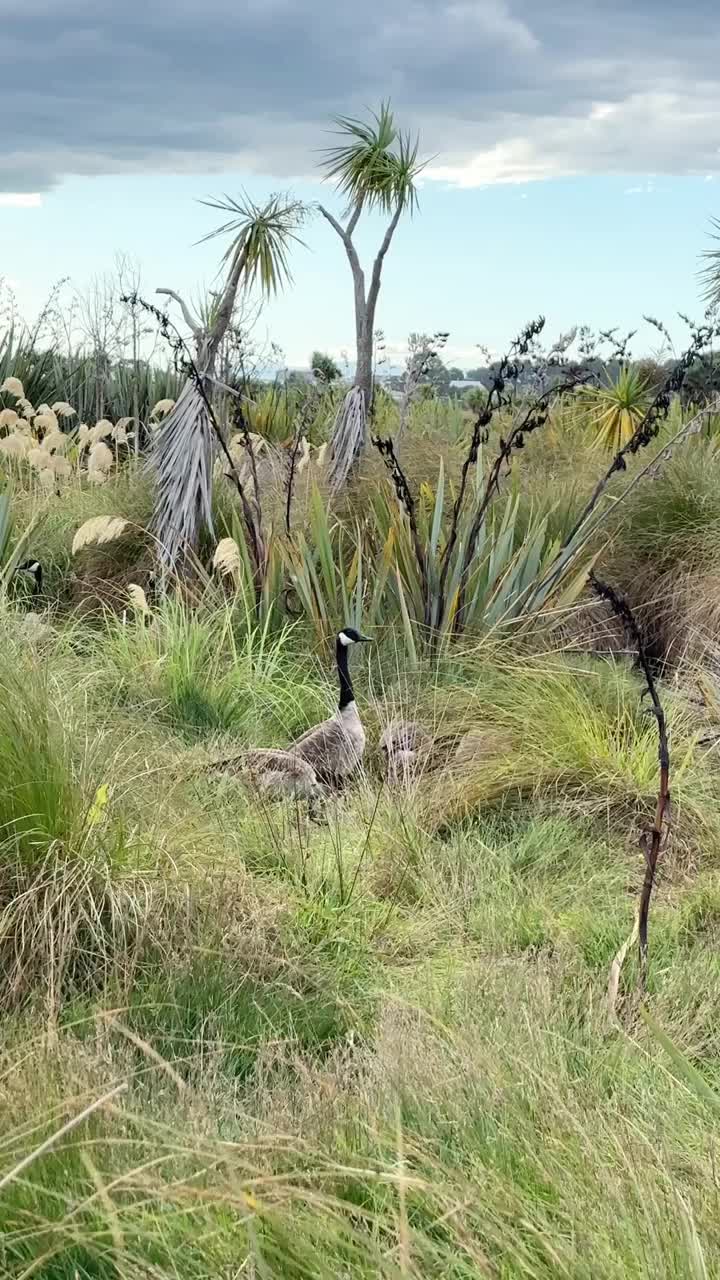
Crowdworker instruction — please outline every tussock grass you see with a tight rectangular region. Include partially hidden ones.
[420,653,720,849]
[101,599,327,739]
[12,463,155,606]
[5,398,720,1273]
[0,640,158,1012]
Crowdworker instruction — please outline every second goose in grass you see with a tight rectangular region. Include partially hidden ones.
[292,626,371,786]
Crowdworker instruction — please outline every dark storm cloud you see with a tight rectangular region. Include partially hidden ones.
[2,0,719,191]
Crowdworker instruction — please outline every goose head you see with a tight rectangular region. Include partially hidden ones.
[337,626,372,647]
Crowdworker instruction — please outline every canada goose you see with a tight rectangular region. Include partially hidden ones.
[380,719,433,783]
[11,560,53,644]
[14,560,43,596]
[292,627,372,785]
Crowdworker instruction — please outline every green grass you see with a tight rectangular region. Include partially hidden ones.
[4,396,720,1274]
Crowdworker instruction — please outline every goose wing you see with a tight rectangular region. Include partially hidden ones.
[292,716,359,778]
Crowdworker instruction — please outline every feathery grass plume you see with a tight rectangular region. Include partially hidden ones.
[87,440,114,483]
[72,515,130,555]
[0,433,28,460]
[49,454,71,479]
[0,408,19,430]
[111,416,134,445]
[90,418,114,443]
[17,397,34,419]
[40,429,67,454]
[127,582,150,615]
[26,447,45,470]
[51,401,76,418]
[32,411,59,434]
[0,376,24,398]
[150,397,175,419]
[213,536,243,585]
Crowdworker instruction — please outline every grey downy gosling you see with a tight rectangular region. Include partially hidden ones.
[207,747,325,820]
[208,747,320,800]
[380,720,433,783]
[292,626,372,786]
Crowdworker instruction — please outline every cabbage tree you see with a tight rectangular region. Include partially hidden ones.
[152,193,304,571]
[318,103,423,489]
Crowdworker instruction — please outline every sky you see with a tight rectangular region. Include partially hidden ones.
[2,0,720,368]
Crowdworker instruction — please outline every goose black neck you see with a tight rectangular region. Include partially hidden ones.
[336,637,355,710]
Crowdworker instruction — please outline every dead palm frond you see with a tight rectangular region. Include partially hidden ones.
[152,380,215,572]
[328,386,367,492]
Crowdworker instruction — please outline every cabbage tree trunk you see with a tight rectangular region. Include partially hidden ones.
[320,201,402,488]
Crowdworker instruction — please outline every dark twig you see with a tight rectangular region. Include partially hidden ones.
[436,316,546,626]
[590,573,670,986]
[230,395,263,535]
[372,433,431,623]
[454,367,591,628]
[284,382,323,538]
[286,422,304,537]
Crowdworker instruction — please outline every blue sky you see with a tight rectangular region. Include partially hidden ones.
[4,169,715,368]
[2,0,719,368]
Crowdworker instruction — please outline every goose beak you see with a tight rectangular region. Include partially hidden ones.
[358,634,372,643]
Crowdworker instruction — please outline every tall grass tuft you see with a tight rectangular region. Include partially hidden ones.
[0,642,153,1011]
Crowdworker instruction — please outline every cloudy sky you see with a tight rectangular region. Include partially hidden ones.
[2,0,719,364]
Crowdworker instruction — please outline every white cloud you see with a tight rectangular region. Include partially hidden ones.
[424,90,720,188]
[0,192,41,207]
[624,179,656,196]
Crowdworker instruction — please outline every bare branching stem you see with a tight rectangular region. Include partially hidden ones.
[436,317,550,628]
[590,573,670,986]
[454,368,590,628]
[371,434,431,624]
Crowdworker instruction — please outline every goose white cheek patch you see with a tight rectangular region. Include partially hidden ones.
[338,632,353,647]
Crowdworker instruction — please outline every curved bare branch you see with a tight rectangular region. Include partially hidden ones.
[156,288,202,336]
